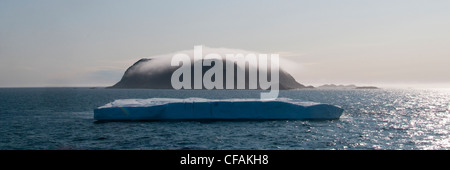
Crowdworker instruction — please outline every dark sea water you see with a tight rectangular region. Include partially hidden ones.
[0,88,449,150]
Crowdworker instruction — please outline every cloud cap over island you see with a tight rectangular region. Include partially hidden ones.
[111,46,308,90]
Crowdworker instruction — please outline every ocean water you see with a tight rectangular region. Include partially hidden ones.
[0,88,449,150]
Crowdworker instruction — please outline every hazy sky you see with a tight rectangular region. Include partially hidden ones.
[1,0,449,87]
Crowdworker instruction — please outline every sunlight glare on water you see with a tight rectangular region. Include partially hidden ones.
[0,88,449,150]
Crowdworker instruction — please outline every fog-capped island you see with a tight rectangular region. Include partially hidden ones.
[110,58,309,90]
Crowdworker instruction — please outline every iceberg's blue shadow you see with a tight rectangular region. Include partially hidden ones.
[94,98,344,121]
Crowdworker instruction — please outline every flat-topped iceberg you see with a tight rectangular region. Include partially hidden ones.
[94,98,344,121]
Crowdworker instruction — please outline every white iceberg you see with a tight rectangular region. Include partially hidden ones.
[94,98,344,121]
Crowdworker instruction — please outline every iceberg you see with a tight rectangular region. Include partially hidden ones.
[94,98,344,121]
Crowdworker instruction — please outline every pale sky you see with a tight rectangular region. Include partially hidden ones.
[1,0,449,88]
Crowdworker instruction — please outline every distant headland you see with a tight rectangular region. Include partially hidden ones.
[317,84,379,89]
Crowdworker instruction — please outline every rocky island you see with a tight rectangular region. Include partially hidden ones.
[110,58,308,90]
